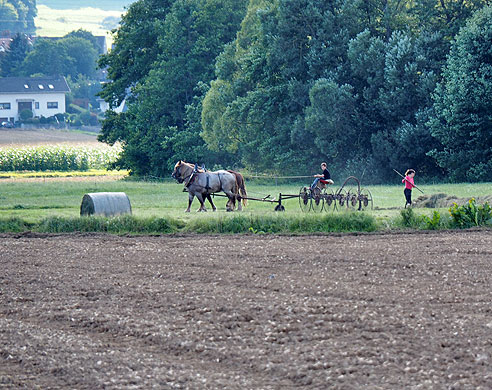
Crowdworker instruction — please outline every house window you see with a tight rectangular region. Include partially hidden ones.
[38,84,44,90]
[0,103,11,110]
[35,102,39,109]
[47,102,58,109]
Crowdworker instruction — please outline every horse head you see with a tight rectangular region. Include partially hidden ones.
[171,160,184,182]
[171,160,193,183]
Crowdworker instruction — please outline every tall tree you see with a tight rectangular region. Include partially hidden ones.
[0,32,30,76]
[21,35,98,79]
[0,0,36,34]
[98,0,247,175]
[98,0,174,108]
[429,5,492,182]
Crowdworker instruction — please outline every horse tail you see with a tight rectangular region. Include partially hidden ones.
[228,170,247,206]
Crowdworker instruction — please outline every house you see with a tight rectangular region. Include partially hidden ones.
[0,76,70,124]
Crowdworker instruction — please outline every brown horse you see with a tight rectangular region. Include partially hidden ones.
[228,170,247,208]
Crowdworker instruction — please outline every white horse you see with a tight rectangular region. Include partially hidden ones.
[171,161,241,212]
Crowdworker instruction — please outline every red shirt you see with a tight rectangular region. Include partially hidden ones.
[403,176,415,190]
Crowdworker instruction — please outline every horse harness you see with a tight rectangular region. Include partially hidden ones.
[185,171,216,193]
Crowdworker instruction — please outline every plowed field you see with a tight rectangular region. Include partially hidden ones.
[1,231,491,389]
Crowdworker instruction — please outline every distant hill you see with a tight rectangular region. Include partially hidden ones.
[37,0,134,11]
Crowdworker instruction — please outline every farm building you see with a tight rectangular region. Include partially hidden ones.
[0,76,70,124]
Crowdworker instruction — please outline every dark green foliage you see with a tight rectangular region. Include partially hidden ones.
[98,0,247,176]
[398,208,420,228]
[201,0,466,178]
[22,35,98,78]
[0,33,31,76]
[98,0,174,108]
[97,0,492,181]
[429,5,492,182]
[421,210,442,230]
[19,108,32,120]
[0,217,34,233]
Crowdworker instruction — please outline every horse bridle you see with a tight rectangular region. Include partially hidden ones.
[172,164,193,184]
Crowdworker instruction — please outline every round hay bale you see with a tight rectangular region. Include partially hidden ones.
[80,192,132,217]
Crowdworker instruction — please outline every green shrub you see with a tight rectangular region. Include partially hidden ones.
[449,198,492,228]
[0,217,35,233]
[398,208,420,228]
[395,208,450,230]
[20,109,33,121]
[420,210,442,230]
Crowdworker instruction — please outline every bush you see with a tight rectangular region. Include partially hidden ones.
[0,217,35,233]
[449,198,492,228]
[398,208,420,228]
[20,109,33,121]
[395,208,448,230]
[420,210,442,230]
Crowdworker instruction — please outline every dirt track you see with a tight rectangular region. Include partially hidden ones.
[1,231,492,389]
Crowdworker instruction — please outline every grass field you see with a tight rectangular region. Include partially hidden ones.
[0,177,490,223]
[35,5,123,38]
[1,128,490,233]
[37,0,132,11]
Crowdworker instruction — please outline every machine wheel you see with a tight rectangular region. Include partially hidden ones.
[346,189,359,210]
[359,188,374,210]
[323,188,336,212]
[311,187,323,212]
[299,186,311,212]
[337,189,347,208]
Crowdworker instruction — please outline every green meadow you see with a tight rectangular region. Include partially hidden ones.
[0,176,490,233]
[35,5,123,39]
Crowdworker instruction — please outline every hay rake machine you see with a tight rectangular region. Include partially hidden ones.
[212,176,373,212]
[297,176,373,212]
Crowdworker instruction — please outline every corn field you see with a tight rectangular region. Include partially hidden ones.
[0,144,122,171]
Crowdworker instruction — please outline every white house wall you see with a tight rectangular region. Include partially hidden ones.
[0,92,66,122]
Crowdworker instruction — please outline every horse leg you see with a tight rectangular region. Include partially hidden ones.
[237,194,242,211]
[224,190,235,212]
[185,193,194,213]
[206,194,217,211]
[196,193,207,212]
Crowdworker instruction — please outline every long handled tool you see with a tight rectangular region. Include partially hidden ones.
[393,169,424,194]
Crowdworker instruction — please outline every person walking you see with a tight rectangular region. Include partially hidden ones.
[402,169,416,208]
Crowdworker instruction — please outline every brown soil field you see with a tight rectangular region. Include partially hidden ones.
[1,231,491,389]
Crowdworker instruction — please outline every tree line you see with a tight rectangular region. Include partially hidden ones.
[0,0,36,35]
[88,1,492,181]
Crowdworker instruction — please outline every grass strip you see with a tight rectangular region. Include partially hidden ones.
[0,212,378,234]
